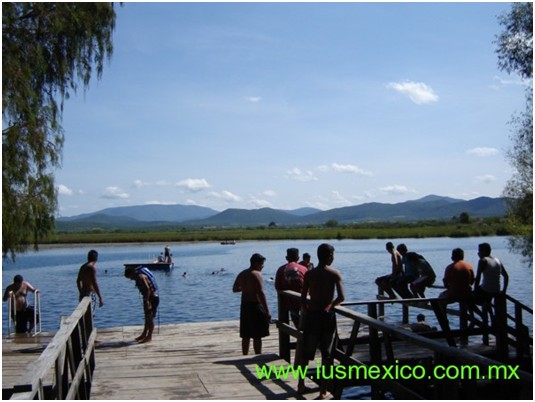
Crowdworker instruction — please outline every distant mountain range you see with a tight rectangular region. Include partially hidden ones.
[56,195,507,232]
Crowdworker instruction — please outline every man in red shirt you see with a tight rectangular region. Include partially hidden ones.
[275,248,308,327]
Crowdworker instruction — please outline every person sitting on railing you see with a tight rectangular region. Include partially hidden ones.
[408,252,436,298]
[392,244,422,298]
[439,248,475,302]
[3,275,38,333]
[375,242,403,299]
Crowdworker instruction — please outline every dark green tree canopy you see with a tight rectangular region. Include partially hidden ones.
[2,3,117,259]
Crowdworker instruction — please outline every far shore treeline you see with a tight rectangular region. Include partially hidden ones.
[46,217,517,245]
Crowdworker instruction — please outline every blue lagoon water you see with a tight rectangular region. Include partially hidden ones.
[2,237,532,334]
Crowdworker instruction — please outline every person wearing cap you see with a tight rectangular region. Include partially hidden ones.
[125,266,159,343]
[232,253,271,355]
[275,248,308,327]
[3,274,38,333]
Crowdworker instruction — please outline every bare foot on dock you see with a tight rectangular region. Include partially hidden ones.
[317,391,333,400]
[138,337,152,344]
[135,335,145,342]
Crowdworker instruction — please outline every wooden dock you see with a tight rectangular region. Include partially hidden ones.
[3,291,532,400]
[90,320,309,400]
[3,320,320,400]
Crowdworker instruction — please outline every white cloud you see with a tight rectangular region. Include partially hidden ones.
[263,190,277,197]
[386,81,439,105]
[209,190,242,203]
[466,147,499,157]
[176,178,211,192]
[285,168,318,182]
[101,186,130,199]
[144,200,176,205]
[249,197,272,208]
[331,191,352,206]
[475,174,495,183]
[133,179,150,188]
[244,96,262,103]
[331,163,372,176]
[57,184,73,196]
[378,185,414,195]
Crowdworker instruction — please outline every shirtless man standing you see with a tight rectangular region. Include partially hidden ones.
[298,243,345,399]
[77,250,104,309]
[232,253,271,355]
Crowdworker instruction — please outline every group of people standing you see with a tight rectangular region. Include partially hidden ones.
[232,241,510,399]
[233,243,345,399]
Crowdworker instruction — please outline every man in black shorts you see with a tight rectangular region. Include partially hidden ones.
[298,243,345,399]
[232,253,271,355]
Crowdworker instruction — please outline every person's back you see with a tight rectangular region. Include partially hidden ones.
[475,243,509,300]
[443,248,474,300]
[77,250,103,307]
[299,243,345,399]
[305,266,340,312]
[479,256,502,293]
[275,248,307,313]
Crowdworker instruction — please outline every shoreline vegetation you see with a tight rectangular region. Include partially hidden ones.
[45,217,522,245]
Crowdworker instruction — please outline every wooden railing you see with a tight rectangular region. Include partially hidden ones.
[276,290,532,399]
[8,297,97,400]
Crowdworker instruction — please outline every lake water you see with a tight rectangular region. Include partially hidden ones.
[2,237,532,334]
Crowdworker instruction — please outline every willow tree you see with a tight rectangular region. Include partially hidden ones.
[495,2,533,265]
[2,3,117,259]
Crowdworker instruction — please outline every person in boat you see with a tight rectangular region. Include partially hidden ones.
[125,266,159,343]
[232,253,271,355]
[3,275,38,333]
[440,248,475,302]
[164,245,171,263]
[77,250,104,311]
[375,242,403,299]
[274,248,308,327]
[297,243,345,399]
[473,242,509,303]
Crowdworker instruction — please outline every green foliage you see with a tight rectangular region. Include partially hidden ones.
[2,3,116,260]
[49,218,512,245]
[495,2,533,80]
[495,2,533,266]
[459,212,470,224]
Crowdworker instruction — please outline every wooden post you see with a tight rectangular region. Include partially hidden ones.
[367,302,381,362]
[493,293,508,362]
[277,291,291,363]
[459,301,468,345]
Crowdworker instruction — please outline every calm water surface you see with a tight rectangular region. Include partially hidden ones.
[2,237,532,334]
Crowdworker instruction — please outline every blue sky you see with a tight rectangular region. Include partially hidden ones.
[56,2,528,216]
